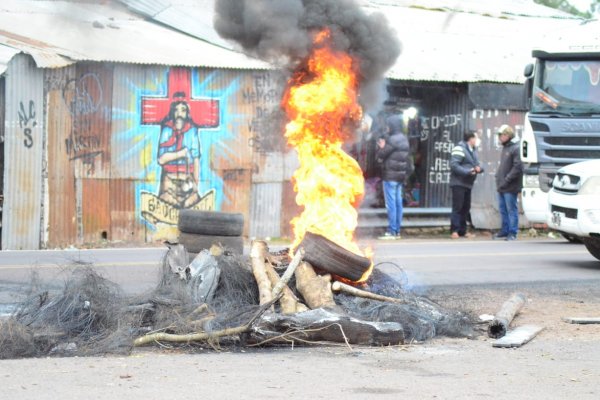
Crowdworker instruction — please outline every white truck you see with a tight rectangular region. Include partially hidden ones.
[521,42,600,243]
[546,160,600,261]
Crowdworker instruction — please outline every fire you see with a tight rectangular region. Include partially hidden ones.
[282,29,371,275]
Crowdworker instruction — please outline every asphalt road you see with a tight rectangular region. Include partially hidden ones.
[2,238,600,399]
[0,238,598,300]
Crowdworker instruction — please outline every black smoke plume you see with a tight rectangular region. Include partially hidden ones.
[214,0,401,110]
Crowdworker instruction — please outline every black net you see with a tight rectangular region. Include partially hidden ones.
[0,247,473,359]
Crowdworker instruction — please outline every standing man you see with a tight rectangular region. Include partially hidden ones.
[376,114,411,240]
[494,125,523,241]
[449,131,483,239]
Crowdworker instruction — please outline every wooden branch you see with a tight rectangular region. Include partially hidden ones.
[332,281,408,304]
[271,247,304,298]
[562,317,600,324]
[488,293,526,339]
[295,261,339,311]
[264,261,308,314]
[250,240,273,307]
[134,294,281,347]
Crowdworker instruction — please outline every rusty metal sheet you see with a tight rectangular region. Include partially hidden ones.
[250,182,282,239]
[109,179,144,243]
[2,54,44,249]
[68,63,113,180]
[219,168,252,237]
[81,178,111,243]
[45,65,77,248]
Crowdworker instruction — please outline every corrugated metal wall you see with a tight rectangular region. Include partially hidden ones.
[420,85,470,208]
[469,108,526,229]
[0,75,5,220]
[2,54,44,249]
[0,56,528,248]
[3,60,291,248]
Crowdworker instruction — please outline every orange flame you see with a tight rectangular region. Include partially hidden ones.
[282,29,372,279]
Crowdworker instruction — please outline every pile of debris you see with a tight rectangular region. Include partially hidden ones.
[0,241,473,359]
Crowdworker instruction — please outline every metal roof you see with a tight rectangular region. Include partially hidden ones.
[118,0,587,83]
[0,0,592,83]
[0,43,20,74]
[0,0,268,70]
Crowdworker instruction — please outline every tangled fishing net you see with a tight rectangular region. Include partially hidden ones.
[0,246,473,359]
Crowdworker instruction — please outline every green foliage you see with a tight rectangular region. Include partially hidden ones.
[534,0,598,18]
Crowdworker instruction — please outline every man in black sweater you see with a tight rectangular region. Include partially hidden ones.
[449,131,483,239]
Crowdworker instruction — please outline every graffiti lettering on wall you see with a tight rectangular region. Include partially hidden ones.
[245,72,283,153]
[136,68,226,227]
[420,114,462,142]
[424,114,463,184]
[471,109,524,149]
[18,100,36,148]
[63,73,103,116]
[62,73,106,172]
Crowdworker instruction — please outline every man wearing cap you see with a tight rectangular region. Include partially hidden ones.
[495,125,523,241]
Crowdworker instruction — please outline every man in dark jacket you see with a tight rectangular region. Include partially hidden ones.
[495,125,523,241]
[449,131,483,239]
[376,114,411,239]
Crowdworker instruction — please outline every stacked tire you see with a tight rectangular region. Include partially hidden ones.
[178,210,245,257]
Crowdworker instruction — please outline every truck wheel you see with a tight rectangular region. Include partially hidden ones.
[178,210,244,236]
[583,237,600,261]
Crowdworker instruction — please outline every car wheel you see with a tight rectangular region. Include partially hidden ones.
[583,237,600,261]
[299,231,371,282]
[178,232,244,254]
[178,210,244,236]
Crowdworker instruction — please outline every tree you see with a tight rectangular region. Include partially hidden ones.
[534,0,598,18]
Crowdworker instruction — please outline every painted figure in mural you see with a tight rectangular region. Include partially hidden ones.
[449,131,484,239]
[494,124,523,241]
[157,91,202,208]
[376,114,412,240]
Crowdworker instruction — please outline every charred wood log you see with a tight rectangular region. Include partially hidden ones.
[251,308,404,346]
[488,293,526,339]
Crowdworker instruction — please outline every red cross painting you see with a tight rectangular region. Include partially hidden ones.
[140,67,219,224]
[141,67,219,128]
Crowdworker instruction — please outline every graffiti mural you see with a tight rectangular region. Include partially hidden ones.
[112,66,243,238]
[139,68,219,225]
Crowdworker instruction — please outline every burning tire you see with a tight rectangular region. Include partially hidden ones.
[178,232,244,255]
[178,210,244,236]
[299,231,371,282]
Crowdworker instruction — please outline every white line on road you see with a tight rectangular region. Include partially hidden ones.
[0,261,159,270]
[375,250,588,259]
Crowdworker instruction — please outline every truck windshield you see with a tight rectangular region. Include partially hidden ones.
[532,60,600,116]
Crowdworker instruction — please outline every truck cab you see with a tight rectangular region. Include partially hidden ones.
[521,45,600,228]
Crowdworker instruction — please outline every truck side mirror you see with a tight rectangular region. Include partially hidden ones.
[523,64,534,109]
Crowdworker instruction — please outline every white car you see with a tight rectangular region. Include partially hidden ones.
[547,160,600,261]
